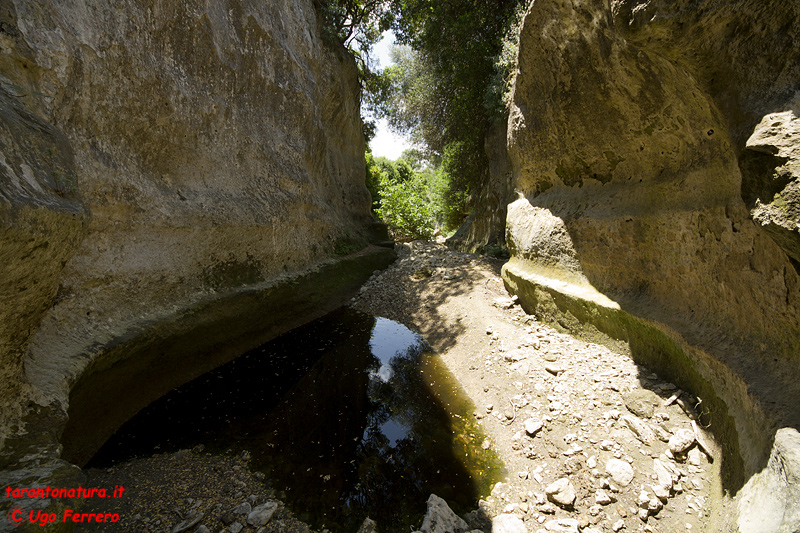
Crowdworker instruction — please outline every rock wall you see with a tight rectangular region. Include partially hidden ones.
[611,0,800,278]
[0,0,393,481]
[499,0,800,529]
[0,87,89,438]
[447,121,514,253]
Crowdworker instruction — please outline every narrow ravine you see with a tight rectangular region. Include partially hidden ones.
[78,240,721,533]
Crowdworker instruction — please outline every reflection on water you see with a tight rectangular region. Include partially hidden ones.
[90,308,502,532]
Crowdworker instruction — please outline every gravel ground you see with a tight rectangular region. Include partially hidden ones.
[80,449,312,533]
[76,240,723,533]
[351,241,723,533]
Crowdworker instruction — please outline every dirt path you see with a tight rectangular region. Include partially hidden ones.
[351,241,722,533]
[80,240,721,533]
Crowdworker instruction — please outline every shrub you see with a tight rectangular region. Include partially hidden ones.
[376,173,436,241]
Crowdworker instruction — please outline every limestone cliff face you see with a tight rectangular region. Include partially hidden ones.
[447,121,514,253]
[0,0,389,458]
[612,0,800,283]
[0,87,89,433]
[501,0,800,528]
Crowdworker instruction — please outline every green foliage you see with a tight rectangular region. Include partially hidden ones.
[364,0,526,232]
[321,0,526,238]
[316,0,394,117]
[365,150,383,210]
[366,150,455,240]
[386,0,526,145]
[376,172,436,241]
[485,2,529,117]
[397,148,428,171]
[317,0,390,56]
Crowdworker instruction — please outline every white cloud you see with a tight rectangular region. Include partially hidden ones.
[370,118,411,160]
[366,31,412,160]
[373,31,395,70]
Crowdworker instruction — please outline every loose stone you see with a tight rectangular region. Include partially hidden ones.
[545,478,576,508]
[637,490,651,508]
[545,363,566,375]
[544,518,580,533]
[687,447,704,466]
[492,514,528,533]
[653,459,674,488]
[247,502,278,527]
[418,494,469,533]
[357,518,378,533]
[525,418,544,436]
[606,459,635,487]
[542,352,559,362]
[623,390,660,419]
[668,429,696,454]
[620,415,656,445]
[595,489,613,505]
[171,512,204,533]
[232,502,251,515]
[538,502,558,514]
[651,484,670,502]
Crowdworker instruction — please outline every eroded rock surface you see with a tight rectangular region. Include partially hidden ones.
[1,0,373,409]
[0,87,88,431]
[496,0,800,530]
[0,0,393,494]
[742,108,800,267]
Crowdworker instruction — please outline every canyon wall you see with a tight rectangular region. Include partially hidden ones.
[497,0,800,529]
[0,0,393,495]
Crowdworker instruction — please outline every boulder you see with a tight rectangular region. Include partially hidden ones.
[418,494,470,533]
[737,428,800,533]
[742,109,800,266]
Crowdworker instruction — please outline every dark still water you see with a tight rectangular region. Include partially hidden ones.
[89,307,503,532]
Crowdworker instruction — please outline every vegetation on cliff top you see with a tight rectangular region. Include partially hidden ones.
[319,0,526,237]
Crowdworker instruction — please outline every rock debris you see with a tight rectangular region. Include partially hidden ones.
[81,241,719,533]
[353,241,720,533]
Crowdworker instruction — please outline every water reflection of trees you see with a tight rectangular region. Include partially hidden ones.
[341,343,480,530]
[91,308,494,533]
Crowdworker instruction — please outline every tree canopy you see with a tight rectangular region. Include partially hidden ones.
[320,0,527,232]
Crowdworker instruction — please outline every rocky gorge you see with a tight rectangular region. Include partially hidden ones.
[0,0,799,532]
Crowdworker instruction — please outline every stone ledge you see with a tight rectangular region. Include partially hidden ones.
[501,259,800,532]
